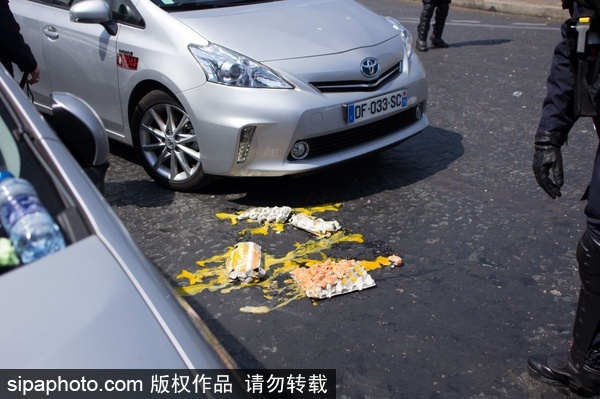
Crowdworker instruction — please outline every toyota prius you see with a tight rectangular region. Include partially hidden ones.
[11,0,428,191]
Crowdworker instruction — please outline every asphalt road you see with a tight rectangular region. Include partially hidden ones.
[105,2,599,398]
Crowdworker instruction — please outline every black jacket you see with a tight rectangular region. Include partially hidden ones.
[0,0,37,75]
[569,0,600,13]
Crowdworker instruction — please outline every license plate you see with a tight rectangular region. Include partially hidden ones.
[345,89,408,124]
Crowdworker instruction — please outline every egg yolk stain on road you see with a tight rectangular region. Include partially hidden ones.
[176,204,394,313]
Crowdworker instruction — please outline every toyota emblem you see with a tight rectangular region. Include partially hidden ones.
[360,57,380,78]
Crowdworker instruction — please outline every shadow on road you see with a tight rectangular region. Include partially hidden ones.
[445,38,512,48]
[201,126,464,207]
[103,126,464,209]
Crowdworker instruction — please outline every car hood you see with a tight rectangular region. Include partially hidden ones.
[173,0,398,61]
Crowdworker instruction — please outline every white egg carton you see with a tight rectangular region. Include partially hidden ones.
[237,206,292,223]
[289,213,341,236]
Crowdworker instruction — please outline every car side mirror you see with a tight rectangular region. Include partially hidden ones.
[51,92,110,193]
[70,0,118,36]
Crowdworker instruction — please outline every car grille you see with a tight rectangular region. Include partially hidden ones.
[310,64,401,93]
[289,103,422,160]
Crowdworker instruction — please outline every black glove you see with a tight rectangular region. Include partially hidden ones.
[532,133,564,199]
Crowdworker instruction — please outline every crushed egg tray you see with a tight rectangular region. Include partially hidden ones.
[291,262,376,299]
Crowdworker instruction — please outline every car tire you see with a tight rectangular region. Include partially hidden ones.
[131,90,210,191]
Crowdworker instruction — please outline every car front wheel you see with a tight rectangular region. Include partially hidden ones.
[131,90,209,191]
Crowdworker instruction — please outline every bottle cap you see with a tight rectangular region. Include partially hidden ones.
[0,171,14,182]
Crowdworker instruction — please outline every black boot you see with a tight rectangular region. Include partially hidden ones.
[526,354,568,386]
[527,231,600,396]
[527,351,600,397]
[416,39,428,52]
[430,37,449,48]
[430,3,449,48]
[416,3,435,52]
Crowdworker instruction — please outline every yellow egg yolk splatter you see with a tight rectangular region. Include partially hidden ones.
[176,204,398,313]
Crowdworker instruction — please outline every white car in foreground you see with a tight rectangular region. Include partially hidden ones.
[12,0,428,191]
[0,64,238,372]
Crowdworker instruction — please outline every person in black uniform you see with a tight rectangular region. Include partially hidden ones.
[0,0,39,84]
[528,0,600,396]
[416,0,451,52]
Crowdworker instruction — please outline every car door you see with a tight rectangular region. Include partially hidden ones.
[12,0,123,133]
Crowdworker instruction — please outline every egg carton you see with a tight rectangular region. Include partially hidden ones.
[237,206,292,223]
[289,213,341,236]
[226,242,266,283]
[292,264,376,299]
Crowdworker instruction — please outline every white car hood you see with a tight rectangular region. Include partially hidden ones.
[173,0,398,61]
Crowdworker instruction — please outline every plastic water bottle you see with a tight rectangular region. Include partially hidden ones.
[0,171,65,264]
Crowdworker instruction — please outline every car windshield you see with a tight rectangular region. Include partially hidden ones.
[151,0,280,11]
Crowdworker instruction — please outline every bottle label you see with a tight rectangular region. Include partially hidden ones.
[0,194,47,229]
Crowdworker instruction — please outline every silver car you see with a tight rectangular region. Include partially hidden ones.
[12,0,428,191]
[0,65,238,373]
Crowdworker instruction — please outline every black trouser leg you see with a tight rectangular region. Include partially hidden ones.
[571,231,600,369]
[577,120,600,367]
[432,3,449,39]
[431,3,449,48]
[527,231,600,396]
[416,3,435,51]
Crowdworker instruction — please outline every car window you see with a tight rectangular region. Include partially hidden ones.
[29,0,72,10]
[29,0,81,10]
[151,0,280,11]
[53,0,71,8]
[0,88,93,254]
[0,100,62,218]
[109,0,145,27]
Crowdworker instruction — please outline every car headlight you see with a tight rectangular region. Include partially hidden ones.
[189,43,293,89]
[385,16,413,59]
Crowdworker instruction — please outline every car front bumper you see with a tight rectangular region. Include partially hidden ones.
[177,53,428,177]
